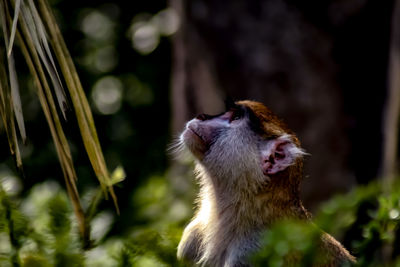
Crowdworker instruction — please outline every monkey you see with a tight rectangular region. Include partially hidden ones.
[176,100,356,266]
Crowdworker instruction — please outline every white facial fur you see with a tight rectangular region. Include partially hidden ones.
[181,111,266,191]
[180,110,305,192]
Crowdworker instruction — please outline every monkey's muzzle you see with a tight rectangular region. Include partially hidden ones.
[181,120,209,159]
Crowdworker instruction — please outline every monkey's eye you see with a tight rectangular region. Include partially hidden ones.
[232,115,241,121]
[229,110,243,122]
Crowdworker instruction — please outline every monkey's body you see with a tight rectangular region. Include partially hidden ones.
[177,100,355,266]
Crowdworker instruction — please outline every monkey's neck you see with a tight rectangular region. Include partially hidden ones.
[200,178,309,229]
[199,167,309,224]
[195,171,309,265]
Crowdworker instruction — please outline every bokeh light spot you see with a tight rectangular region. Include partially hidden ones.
[389,209,400,220]
[92,76,123,115]
[152,8,180,36]
[131,22,160,55]
[94,46,118,73]
[81,10,114,41]
[1,174,22,196]
[91,211,114,242]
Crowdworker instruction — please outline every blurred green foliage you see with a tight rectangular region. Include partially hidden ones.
[252,181,400,267]
[251,220,322,267]
[0,165,192,266]
[0,166,400,266]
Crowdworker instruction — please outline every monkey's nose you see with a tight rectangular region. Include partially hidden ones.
[196,114,210,121]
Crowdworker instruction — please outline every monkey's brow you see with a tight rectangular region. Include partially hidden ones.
[224,99,241,111]
[224,97,235,109]
[244,106,265,133]
[225,104,243,114]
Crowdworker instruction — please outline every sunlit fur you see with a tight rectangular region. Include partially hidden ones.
[177,100,356,266]
[168,135,190,160]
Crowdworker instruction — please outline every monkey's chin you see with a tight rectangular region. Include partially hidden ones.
[182,127,208,160]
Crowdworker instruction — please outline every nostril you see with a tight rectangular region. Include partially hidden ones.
[196,114,208,121]
[275,152,285,159]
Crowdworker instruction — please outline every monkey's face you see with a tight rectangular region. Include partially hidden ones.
[181,103,245,160]
[180,100,306,186]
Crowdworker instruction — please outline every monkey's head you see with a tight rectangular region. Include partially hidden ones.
[180,100,307,193]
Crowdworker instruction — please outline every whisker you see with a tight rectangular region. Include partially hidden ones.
[167,134,191,161]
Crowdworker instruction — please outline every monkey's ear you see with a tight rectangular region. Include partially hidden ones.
[260,135,306,175]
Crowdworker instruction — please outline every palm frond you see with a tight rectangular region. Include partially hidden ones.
[6,0,19,57]
[0,0,26,144]
[0,0,123,246]
[0,48,22,168]
[21,0,68,119]
[37,0,119,212]
[15,19,89,245]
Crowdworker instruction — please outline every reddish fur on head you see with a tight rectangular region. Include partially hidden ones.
[236,100,295,139]
[236,101,306,197]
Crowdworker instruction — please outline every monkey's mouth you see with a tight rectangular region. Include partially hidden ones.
[187,125,203,140]
[183,125,209,158]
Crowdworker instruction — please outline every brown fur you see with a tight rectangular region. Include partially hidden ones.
[177,100,356,266]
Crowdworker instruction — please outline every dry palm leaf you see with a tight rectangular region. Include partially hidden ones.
[0,0,123,246]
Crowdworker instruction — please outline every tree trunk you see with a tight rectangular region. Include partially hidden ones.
[381,0,400,184]
[171,0,393,209]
